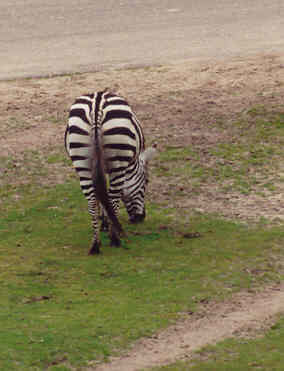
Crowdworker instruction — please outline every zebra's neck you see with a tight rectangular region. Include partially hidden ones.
[123,158,145,197]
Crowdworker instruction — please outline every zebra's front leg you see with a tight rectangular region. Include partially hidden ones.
[87,197,101,255]
[109,197,121,247]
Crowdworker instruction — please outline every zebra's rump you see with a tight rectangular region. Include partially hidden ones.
[66,92,144,173]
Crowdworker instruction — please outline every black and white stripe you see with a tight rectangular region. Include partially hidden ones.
[65,90,156,254]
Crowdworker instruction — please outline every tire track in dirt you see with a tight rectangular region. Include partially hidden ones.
[92,284,284,371]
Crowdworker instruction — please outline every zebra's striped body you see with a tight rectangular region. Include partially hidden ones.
[65,90,156,254]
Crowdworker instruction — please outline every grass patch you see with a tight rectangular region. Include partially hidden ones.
[46,151,71,165]
[151,316,284,370]
[1,182,284,370]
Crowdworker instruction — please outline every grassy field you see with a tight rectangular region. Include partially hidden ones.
[1,57,284,370]
[1,180,284,370]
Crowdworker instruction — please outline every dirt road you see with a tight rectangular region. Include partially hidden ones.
[1,0,284,80]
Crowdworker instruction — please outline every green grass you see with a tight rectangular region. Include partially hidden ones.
[46,151,71,165]
[1,182,284,370]
[150,316,284,370]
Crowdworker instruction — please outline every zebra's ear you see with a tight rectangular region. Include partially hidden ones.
[140,143,158,163]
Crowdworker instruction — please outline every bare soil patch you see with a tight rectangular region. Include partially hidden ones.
[1,53,284,223]
[91,284,284,371]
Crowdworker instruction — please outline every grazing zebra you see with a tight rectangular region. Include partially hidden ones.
[65,90,156,255]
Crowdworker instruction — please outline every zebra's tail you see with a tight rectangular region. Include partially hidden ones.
[90,124,123,236]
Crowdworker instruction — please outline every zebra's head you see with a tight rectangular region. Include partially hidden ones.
[122,145,157,224]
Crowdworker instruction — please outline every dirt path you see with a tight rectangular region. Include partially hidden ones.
[91,284,284,370]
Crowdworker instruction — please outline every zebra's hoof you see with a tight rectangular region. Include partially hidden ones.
[110,235,121,248]
[88,242,101,255]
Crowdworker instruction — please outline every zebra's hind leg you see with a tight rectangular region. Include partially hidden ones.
[100,208,109,232]
[87,197,102,255]
[88,240,101,255]
[110,230,121,247]
[109,197,121,247]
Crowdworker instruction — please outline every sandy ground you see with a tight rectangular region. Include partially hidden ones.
[1,53,284,370]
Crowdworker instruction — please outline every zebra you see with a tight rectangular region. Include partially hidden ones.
[65,90,156,255]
